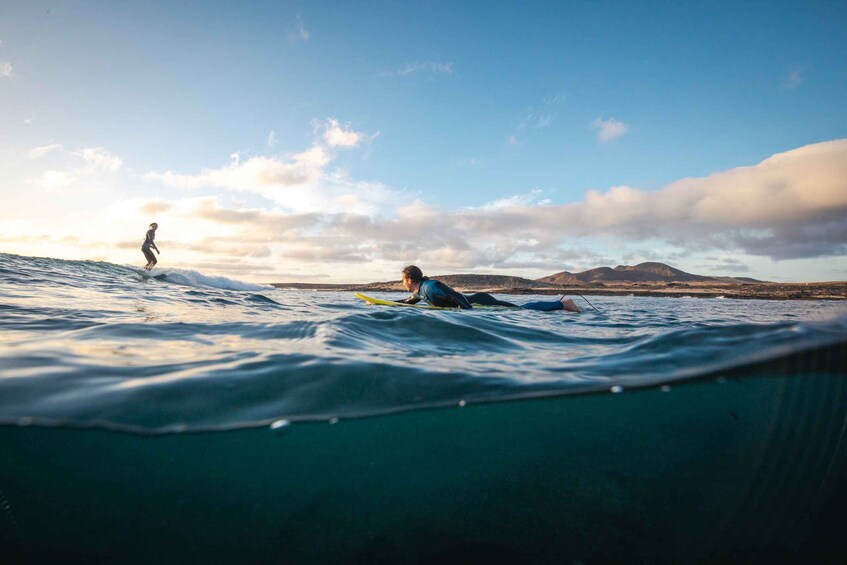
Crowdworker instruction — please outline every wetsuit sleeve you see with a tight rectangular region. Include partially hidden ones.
[433,281,472,309]
[396,295,421,305]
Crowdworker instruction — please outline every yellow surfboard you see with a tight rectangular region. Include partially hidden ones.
[354,292,449,309]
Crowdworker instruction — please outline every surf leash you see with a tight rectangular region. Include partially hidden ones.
[573,293,601,312]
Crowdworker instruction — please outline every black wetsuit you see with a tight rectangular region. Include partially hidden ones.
[400,279,563,311]
[141,229,158,265]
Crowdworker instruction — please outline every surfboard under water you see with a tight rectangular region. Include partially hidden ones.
[354,292,446,309]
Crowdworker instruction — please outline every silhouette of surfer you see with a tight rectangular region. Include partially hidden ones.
[142,222,160,271]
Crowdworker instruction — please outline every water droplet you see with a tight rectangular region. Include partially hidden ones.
[329,417,340,425]
[17,417,32,427]
[270,419,290,430]
[458,400,466,407]
[660,385,671,393]
[610,385,623,394]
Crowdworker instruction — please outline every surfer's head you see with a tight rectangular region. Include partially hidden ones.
[401,265,425,291]
[150,222,158,230]
[402,265,423,283]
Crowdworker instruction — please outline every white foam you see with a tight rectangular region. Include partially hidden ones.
[128,265,272,291]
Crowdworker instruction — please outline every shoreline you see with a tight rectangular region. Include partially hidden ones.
[271,282,847,301]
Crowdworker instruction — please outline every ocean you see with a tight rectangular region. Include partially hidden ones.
[1,252,846,563]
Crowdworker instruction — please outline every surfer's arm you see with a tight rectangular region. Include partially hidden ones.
[144,231,159,252]
[397,295,421,305]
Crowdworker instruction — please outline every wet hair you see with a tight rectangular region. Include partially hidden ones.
[402,265,426,282]
[150,222,158,228]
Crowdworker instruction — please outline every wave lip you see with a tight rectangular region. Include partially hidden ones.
[131,266,272,291]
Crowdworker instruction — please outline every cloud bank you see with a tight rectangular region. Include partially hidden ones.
[13,129,846,281]
[113,138,847,281]
[150,138,846,269]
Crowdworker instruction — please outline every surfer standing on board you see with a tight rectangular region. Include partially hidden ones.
[398,265,581,312]
[142,222,160,271]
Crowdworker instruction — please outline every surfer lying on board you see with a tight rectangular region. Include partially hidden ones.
[142,222,160,271]
[398,265,581,312]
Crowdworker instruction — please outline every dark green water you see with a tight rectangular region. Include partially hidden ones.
[3,372,846,564]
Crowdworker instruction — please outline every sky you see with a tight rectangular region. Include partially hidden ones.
[1,0,846,283]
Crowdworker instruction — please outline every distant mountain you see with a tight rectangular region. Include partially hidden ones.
[272,262,765,291]
[536,262,761,285]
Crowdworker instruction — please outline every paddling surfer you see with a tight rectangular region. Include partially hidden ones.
[398,265,581,312]
[142,222,160,271]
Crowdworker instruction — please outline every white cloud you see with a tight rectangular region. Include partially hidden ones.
[387,62,454,76]
[323,118,362,147]
[0,62,12,78]
[288,139,847,268]
[506,135,519,145]
[73,147,123,172]
[146,118,377,213]
[24,145,123,191]
[23,118,32,125]
[146,154,318,191]
[480,189,549,210]
[592,117,629,142]
[267,130,277,147]
[28,144,63,160]
[454,139,847,261]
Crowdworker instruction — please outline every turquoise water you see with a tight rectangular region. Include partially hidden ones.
[1,252,846,562]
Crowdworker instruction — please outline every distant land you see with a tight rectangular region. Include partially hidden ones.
[272,262,847,300]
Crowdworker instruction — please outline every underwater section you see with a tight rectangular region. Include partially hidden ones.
[2,371,846,563]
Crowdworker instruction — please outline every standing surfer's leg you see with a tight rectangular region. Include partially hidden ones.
[142,248,156,270]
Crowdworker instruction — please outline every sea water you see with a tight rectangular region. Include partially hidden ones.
[1,252,846,563]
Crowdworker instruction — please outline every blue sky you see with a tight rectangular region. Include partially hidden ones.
[1,0,846,282]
